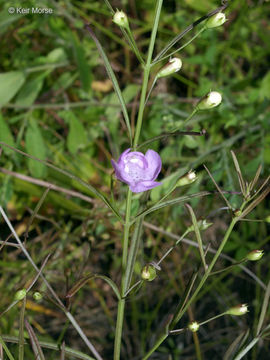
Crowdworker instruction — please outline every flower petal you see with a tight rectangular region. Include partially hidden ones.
[118,148,131,166]
[111,159,132,184]
[144,150,162,180]
[129,180,162,193]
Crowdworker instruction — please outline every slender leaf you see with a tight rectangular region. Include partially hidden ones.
[133,191,212,223]
[185,203,207,272]
[0,336,15,360]
[1,336,95,360]
[204,165,232,209]
[85,24,132,143]
[19,297,26,360]
[256,278,270,336]
[66,274,121,301]
[224,330,250,360]
[231,151,246,196]
[25,320,45,360]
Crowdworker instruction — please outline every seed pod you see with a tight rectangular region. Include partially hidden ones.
[177,171,197,187]
[141,264,157,281]
[206,12,226,29]
[157,58,182,78]
[113,10,129,29]
[196,91,222,110]
[33,291,43,301]
[226,304,248,316]
[246,250,264,261]
[14,289,27,301]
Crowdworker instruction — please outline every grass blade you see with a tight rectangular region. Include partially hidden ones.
[256,278,270,336]
[66,274,121,301]
[1,336,95,360]
[239,185,270,219]
[25,319,45,360]
[185,204,207,272]
[25,187,50,239]
[85,25,132,144]
[204,165,232,210]
[0,336,15,360]
[231,151,246,196]
[224,329,250,360]
[133,191,212,223]
[249,164,262,191]
[19,297,26,360]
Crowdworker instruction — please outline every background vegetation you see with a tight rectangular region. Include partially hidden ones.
[0,0,269,358]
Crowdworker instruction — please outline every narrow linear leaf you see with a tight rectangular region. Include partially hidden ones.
[133,191,212,223]
[25,187,50,239]
[85,24,132,143]
[231,151,246,195]
[239,186,270,219]
[0,336,15,360]
[250,164,262,191]
[256,278,270,336]
[1,335,95,360]
[66,274,121,301]
[204,165,232,209]
[19,297,26,360]
[185,203,207,272]
[0,142,123,222]
[224,330,250,360]
[25,320,45,360]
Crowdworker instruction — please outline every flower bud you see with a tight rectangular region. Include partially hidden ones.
[14,289,27,301]
[206,12,226,29]
[113,10,129,29]
[188,321,200,332]
[141,264,157,281]
[177,171,197,187]
[226,304,248,316]
[197,219,213,231]
[196,91,222,110]
[246,250,264,261]
[157,58,182,78]
[33,291,43,301]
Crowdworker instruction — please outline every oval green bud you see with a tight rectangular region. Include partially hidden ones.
[177,171,197,187]
[141,264,157,281]
[246,250,264,261]
[226,304,248,316]
[33,291,43,301]
[14,289,27,301]
[188,321,200,332]
[196,91,222,110]
[157,57,182,78]
[113,10,129,29]
[206,12,226,29]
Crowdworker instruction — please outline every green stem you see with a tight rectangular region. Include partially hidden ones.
[113,189,132,360]
[133,0,163,149]
[125,26,145,65]
[152,27,206,65]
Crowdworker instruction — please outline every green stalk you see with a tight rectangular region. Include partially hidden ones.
[133,0,163,149]
[113,189,132,360]
[113,2,163,358]
[143,217,238,359]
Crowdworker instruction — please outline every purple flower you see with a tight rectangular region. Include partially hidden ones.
[111,149,162,193]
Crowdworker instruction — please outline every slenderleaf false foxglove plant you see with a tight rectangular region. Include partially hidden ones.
[111,149,162,193]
